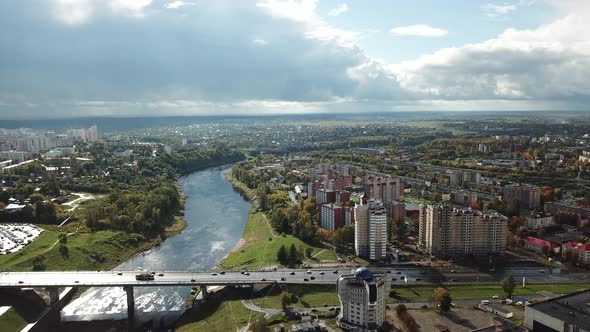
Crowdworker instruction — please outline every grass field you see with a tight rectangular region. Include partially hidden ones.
[389,283,590,303]
[0,218,185,272]
[176,297,263,332]
[0,308,28,332]
[220,212,327,270]
[252,285,339,309]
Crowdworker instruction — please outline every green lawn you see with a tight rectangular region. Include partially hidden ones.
[388,283,590,303]
[176,299,263,332]
[0,225,162,271]
[252,285,339,309]
[220,212,326,270]
[312,249,338,261]
[0,308,28,332]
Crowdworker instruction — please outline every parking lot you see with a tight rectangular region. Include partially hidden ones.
[0,224,43,255]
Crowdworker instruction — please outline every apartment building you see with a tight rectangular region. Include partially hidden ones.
[503,184,541,210]
[337,268,388,332]
[418,204,508,257]
[562,242,590,265]
[354,197,387,260]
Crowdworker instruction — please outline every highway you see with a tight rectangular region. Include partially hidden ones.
[1,267,588,288]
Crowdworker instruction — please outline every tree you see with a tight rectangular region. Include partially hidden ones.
[431,287,452,312]
[502,274,516,298]
[280,291,291,310]
[305,247,313,259]
[59,243,69,258]
[32,255,46,271]
[249,316,268,332]
[277,245,288,265]
[288,244,299,265]
[59,233,68,244]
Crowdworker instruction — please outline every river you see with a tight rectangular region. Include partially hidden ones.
[61,166,251,324]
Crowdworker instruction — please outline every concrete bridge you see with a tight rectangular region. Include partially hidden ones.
[0,269,346,330]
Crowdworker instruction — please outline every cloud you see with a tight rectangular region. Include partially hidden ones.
[252,38,269,46]
[390,24,448,37]
[49,0,152,24]
[481,3,518,17]
[164,1,195,9]
[328,3,348,16]
[390,13,590,101]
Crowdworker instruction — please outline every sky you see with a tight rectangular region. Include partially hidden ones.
[0,0,589,119]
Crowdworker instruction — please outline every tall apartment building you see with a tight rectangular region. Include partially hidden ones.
[315,188,335,205]
[364,176,404,202]
[503,184,541,210]
[418,204,508,257]
[337,268,388,332]
[355,197,387,260]
[320,203,343,231]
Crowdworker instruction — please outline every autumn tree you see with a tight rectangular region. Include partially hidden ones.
[431,287,452,312]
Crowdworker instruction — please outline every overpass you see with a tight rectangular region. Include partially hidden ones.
[0,269,346,329]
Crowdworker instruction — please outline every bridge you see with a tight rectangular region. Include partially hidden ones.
[0,269,347,329]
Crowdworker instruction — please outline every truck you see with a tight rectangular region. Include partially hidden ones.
[135,272,154,281]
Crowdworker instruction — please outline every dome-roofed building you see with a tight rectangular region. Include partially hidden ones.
[337,269,388,332]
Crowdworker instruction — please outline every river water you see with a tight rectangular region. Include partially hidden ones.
[61,166,251,324]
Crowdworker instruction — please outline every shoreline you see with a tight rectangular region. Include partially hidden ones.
[218,170,257,266]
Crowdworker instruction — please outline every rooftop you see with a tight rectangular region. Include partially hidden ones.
[528,289,590,331]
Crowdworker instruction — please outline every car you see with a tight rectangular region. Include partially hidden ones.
[311,308,318,312]
[400,276,405,280]
[450,270,456,273]
[332,270,338,274]
[396,271,401,274]
[421,305,428,309]
[539,269,545,273]
[492,295,499,299]
[304,278,309,281]
[75,280,79,284]
[450,278,457,282]
[386,270,392,274]
[190,279,196,282]
[290,271,296,275]
[220,271,226,275]
[260,278,267,281]
[211,272,218,276]
[244,272,250,275]
[158,273,164,277]
[329,307,335,311]
[481,300,490,305]
[135,273,154,281]
[391,278,397,281]
[310,276,315,280]
[415,278,422,281]
[273,267,277,271]
[489,268,496,272]
[419,271,426,274]
[306,270,312,274]
[18,281,23,284]
[117,272,123,276]
[319,271,325,275]
[241,271,246,275]
[505,299,513,305]
[280,277,286,281]
[516,301,523,306]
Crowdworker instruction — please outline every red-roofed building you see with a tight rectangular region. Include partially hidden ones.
[523,236,560,254]
[562,242,590,265]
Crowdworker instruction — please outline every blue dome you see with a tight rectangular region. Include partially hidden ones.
[354,267,374,280]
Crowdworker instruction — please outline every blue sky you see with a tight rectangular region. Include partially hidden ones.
[0,0,588,118]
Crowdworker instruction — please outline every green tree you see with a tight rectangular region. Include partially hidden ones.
[277,245,288,264]
[59,243,69,258]
[288,244,298,265]
[249,316,268,332]
[32,255,46,271]
[305,247,313,258]
[432,287,452,312]
[502,274,516,298]
[280,291,291,310]
[59,233,68,244]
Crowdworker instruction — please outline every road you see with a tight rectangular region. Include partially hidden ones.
[1,267,588,289]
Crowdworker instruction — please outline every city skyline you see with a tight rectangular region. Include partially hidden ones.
[1,0,590,119]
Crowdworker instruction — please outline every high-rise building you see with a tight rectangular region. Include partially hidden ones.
[355,196,387,260]
[503,184,541,210]
[364,175,404,202]
[320,203,343,231]
[88,125,99,143]
[337,267,388,332]
[418,203,508,257]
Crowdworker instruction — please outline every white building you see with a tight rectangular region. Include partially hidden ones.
[354,196,387,260]
[526,212,555,230]
[524,290,590,331]
[337,268,388,332]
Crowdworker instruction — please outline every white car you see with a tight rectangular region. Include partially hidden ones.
[492,295,499,299]
[516,301,523,306]
[306,270,312,274]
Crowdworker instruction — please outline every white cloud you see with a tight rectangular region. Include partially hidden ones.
[390,13,590,101]
[328,3,348,16]
[481,3,518,17]
[164,1,195,9]
[390,24,448,37]
[256,0,317,22]
[252,38,269,46]
[50,0,95,25]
